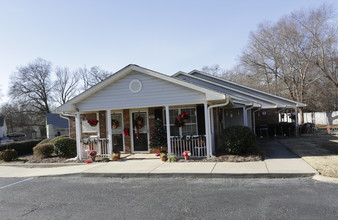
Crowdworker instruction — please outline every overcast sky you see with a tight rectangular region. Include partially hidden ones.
[1,0,337,104]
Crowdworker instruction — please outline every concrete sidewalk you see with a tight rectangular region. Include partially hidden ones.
[0,140,318,178]
[0,157,317,178]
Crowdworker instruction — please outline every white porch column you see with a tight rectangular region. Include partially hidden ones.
[295,107,299,136]
[165,106,171,156]
[106,110,112,154]
[204,102,210,158]
[75,112,82,160]
[210,107,215,154]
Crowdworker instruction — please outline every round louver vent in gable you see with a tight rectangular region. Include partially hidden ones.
[129,79,142,93]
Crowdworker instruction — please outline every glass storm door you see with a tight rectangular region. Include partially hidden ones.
[111,113,124,152]
[132,112,148,152]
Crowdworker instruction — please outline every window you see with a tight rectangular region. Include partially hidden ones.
[164,107,198,137]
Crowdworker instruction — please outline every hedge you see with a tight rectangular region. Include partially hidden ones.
[0,139,44,155]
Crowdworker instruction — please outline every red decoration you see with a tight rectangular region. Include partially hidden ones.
[134,116,144,139]
[88,119,99,127]
[112,119,119,128]
[175,111,190,127]
[123,128,129,136]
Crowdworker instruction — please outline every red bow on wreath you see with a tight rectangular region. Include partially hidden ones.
[134,116,144,139]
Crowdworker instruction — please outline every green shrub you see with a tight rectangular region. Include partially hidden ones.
[54,137,76,158]
[0,149,18,161]
[33,143,54,158]
[220,126,256,155]
[101,158,110,162]
[167,155,177,162]
[0,139,44,155]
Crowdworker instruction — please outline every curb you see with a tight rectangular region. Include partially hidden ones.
[37,172,317,179]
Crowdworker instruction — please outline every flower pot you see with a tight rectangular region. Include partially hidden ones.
[91,157,96,162]
[112,158,118,161]
[161,157,167,162]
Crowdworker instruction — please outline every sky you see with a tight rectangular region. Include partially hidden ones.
[1,0,338,104]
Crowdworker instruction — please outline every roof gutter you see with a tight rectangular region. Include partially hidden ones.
[206,95,231,157]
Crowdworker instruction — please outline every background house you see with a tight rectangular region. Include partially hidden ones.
[46,113,69,138]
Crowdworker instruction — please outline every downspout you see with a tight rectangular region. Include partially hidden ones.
[252,105,262,135]
[245,104,255,128]
[207,95,231,157]
[60,112,81,160]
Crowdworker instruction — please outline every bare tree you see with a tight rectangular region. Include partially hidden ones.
[239,5,338,120]
[54,67,79,105]
[77,66,112,91]
[202,64,226,77]
[9,58,53,114]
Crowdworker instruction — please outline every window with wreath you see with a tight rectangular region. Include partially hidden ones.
[163,107,198,136]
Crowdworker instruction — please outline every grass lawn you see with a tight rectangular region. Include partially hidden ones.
[279,136,338,178]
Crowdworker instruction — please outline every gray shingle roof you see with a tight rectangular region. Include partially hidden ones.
[46,113,69,130]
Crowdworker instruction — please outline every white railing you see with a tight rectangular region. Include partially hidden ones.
[170,135,207,157]
[81,138,109,159]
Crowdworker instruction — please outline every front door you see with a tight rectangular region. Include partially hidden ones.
[111,113,124,152]
[132,112,148,152]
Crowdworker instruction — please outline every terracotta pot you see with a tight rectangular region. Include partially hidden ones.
[161,157,167,162]
[112,157,118,161]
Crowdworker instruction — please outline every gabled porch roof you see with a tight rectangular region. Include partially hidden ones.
[57,65,228,113]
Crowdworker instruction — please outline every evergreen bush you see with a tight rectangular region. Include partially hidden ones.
[54,137,76,158]
[33,143,54,158]
[0,149,18,161]
[220,126,256,155]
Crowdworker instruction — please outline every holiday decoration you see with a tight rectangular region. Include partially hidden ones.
[182,151,191,160]
[134,115,144,139]
[175,111,190,127]
[112,119,119,128]
[150,118,167,150]
[88,119,99,127]
[123,128,129,136]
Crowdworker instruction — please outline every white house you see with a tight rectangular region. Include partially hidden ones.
[57,64,305,160]
[46,113,69,138]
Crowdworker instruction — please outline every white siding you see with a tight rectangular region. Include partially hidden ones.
[76,71,206,111]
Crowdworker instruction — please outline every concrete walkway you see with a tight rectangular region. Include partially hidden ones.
[0,140,318,178]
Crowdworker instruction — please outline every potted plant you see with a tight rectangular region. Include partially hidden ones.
[160,153,167,162]
[112,154,119,161]
[113,149,121,159]
[182,151,191,160]
[89,150,97,161]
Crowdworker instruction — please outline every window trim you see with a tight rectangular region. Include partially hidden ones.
[163,106,198,137]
